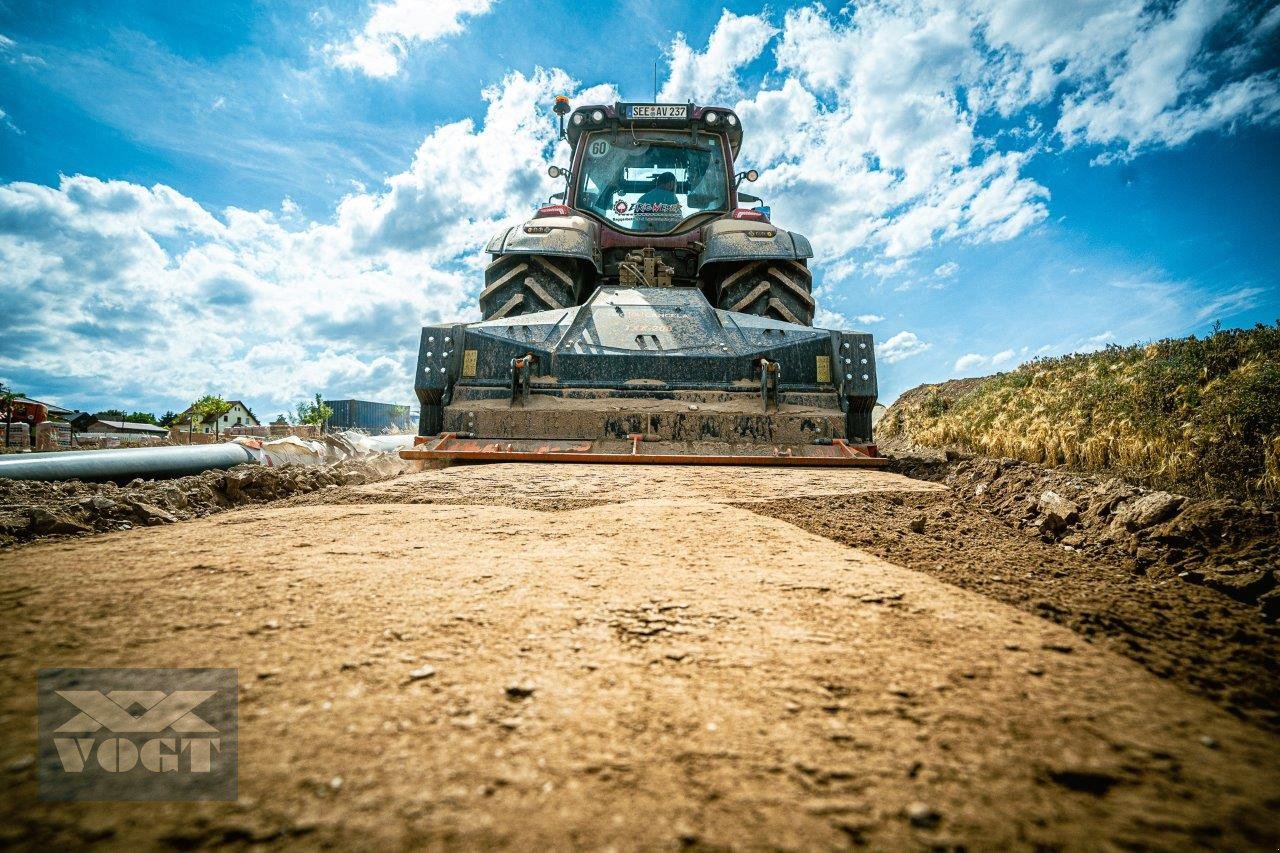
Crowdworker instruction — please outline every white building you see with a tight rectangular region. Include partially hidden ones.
[175,399,261,435]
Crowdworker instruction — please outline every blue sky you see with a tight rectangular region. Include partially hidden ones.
[1,0,1277,419]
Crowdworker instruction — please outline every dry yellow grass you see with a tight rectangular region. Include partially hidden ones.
[880,323,1280,502]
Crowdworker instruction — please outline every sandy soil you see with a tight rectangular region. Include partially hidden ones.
[1,464,1277,849]
[751,490,1280,732]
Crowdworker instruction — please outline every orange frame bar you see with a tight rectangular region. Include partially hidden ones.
[401,433,888,468]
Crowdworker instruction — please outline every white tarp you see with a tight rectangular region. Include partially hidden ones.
[231,430,415,468]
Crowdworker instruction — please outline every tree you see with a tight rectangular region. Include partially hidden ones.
[126,411,160,426]
[271,414,290,425]
[188,395,230,441]
[295,394,333,432]
[389,404,411,432]
[0,381,18,449]
[158,411,178,428]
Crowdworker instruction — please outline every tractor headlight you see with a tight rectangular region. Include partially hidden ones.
[572,113,584,126]
[726,113,738,127]
[704,111,719,125]
[591,109,604,122]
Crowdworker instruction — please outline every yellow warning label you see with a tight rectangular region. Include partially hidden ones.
[815,355,831,384]
[462,349,478,377]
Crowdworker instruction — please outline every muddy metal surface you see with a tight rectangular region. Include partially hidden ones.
[1,464,1277,849]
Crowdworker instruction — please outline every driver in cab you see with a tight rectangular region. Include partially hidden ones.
[635,172,683,232]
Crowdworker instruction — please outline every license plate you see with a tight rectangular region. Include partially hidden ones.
[625,104,688,120]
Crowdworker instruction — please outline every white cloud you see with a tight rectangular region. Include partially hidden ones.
[659,10,777,104]
[812,306,848,329]
[732,5,1051,270]
[879,331,932,364]
[953,347,1017,373]
[1054,0,1280,156]
[0,68,614,413]
[0,107,21,135]
[855,314,886,324]
[327,0,496,78]
[1191,285,1265,323]
[933,261,958,278]
[1074,330,1117,353]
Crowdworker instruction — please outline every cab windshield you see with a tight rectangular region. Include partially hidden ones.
[575,132,729,233]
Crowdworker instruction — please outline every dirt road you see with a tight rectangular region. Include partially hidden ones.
[2,464,1277,849]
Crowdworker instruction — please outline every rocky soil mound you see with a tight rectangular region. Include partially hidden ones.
[0,457,406,548]
[889,449,1279,620]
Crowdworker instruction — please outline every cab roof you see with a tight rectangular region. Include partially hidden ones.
[564,103,744,158]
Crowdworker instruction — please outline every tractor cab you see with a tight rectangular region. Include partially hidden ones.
[555,103,749,236]
[480,98,812,327]
[572,128,729,234]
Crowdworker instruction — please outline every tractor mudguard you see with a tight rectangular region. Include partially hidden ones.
[488,215,603,273]
[698,218,814,272]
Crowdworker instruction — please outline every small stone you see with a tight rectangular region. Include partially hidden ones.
[664,650,688,661]
[498,717,522,729]
[1025,665,1045,676]
[88,495,119,513]
[1112,491,1185,531]
[1041,641,1073,653]
[328,776,343,791]
[28,508,91,536]
[407,665,437,681]
[1199,735,1218,749]
[905,801,940,828]
[908,515,927,534]
[1037,490,1079,534]
[505,681,536,699]
[263,619,280,630]
[127,500,177,526]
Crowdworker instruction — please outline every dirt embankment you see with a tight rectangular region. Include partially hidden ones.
[0,457,405,549]
[884,449,1279,617]
[879,324,1280,502]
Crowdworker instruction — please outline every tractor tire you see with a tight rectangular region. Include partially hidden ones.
[480,254,583,321]
[713,259,815,326]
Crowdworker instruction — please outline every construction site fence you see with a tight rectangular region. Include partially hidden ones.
[169,425,321,444]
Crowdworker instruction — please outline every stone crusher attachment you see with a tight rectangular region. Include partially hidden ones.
[401,280,884,467]
[400,98,884,467]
